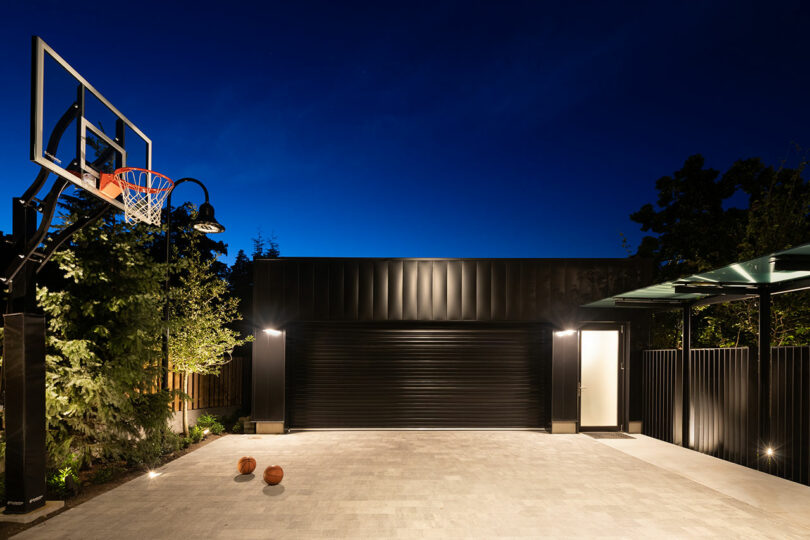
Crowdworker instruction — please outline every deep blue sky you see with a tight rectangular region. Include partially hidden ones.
[1,1,809,263]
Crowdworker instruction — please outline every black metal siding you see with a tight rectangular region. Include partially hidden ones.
[286,323,551,428]
[254,258,652,328]
[551,332,579,421]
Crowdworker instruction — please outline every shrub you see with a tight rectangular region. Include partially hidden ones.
[189,425,205,444]
[90,464,123,485]
[231,420,243,433]
[161,430,182,454]
[195,414,224,435]
[46,466,79,499]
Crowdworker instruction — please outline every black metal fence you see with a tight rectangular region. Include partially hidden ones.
[642,349,681,444]
[769,347,810,485]
[642,346,809,485]
[689,348,755,467]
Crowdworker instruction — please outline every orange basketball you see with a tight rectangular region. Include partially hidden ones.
[263,465,284,485]
[238,456,256,475]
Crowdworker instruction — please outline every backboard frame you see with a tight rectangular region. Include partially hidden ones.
[30,36,152,213]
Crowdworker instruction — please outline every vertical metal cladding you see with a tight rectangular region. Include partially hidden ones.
[643,348,754,465]
[254,258,652,327]
[689,348,754,467]
[770,347,810,485]
[643,346,810,485]
[252,257,653,431]
[551,332,579,421]
[642,349,681,444]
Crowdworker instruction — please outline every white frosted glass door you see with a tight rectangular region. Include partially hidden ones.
[580,330,619,427]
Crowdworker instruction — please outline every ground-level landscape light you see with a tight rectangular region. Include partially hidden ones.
[203,428,210,435]
[766,447,775,457]
[555,329,576,337]
[148,471,162,479]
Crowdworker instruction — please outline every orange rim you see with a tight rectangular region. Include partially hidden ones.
[101,167,174,195]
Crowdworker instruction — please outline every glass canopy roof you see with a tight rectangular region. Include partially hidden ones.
[584,242,810,309]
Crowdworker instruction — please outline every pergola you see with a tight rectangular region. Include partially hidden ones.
[586,242,810,452]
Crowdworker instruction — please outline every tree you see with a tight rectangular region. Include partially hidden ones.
[37,192,174,467]
[169,233,251,435]
[227,232,281,353]
[632,154,810,347]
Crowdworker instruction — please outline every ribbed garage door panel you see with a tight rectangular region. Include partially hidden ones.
[287,323,550,428]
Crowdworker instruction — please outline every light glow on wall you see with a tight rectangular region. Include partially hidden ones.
[555,329,576,337]
[263,328,282,336]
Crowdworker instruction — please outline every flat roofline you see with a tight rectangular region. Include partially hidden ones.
[255,256,647,263]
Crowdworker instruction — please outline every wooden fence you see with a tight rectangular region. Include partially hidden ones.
[167,356,244,412]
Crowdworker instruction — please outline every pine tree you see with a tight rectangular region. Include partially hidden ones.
[37,192,174,467]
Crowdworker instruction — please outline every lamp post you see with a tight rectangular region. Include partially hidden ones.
[162,178,225,390]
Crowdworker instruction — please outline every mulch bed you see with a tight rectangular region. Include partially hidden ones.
[0,433,228,539]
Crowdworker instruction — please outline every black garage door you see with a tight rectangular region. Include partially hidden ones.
[286,323,551,428]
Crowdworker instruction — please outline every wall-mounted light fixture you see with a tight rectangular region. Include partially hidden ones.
[555,329,576,337]
[765,446,775,457]
[263,328,282,336]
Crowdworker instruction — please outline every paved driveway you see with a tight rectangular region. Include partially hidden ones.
[16,431,810,539]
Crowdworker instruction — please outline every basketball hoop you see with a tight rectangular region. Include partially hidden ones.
[99,167,174,226]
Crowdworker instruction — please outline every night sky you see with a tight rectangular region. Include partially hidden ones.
[1,1,809,263]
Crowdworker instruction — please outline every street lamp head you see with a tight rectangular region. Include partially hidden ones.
[192,201,225,234]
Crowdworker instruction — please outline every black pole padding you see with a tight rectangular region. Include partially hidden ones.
[2,314,46,514]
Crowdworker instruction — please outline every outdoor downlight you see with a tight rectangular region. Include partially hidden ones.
[192,201,225,234]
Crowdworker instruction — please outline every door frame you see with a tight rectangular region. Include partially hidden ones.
[577,323,626,432]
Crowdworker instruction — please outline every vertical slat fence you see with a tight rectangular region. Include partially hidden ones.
[688,347,754,467]
[643,346,810,486]
[642,349,680,443]
[167,357,244,412]
[770,347,810,485]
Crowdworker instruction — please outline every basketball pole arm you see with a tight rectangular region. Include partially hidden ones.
[2,178,69,286]
[3,99,82,285]
[3,147,118,286]
[34,203,110,273]
[23,101,80,204]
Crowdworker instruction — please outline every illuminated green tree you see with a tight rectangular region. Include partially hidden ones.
[168,233,251,435]
[632,153,810,347]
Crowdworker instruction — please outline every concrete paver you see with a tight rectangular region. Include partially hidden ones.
[15,431,810,539]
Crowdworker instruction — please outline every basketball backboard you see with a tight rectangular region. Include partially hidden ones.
[30,36,151,213]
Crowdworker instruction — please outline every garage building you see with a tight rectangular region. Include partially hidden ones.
[252,258,651,434]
